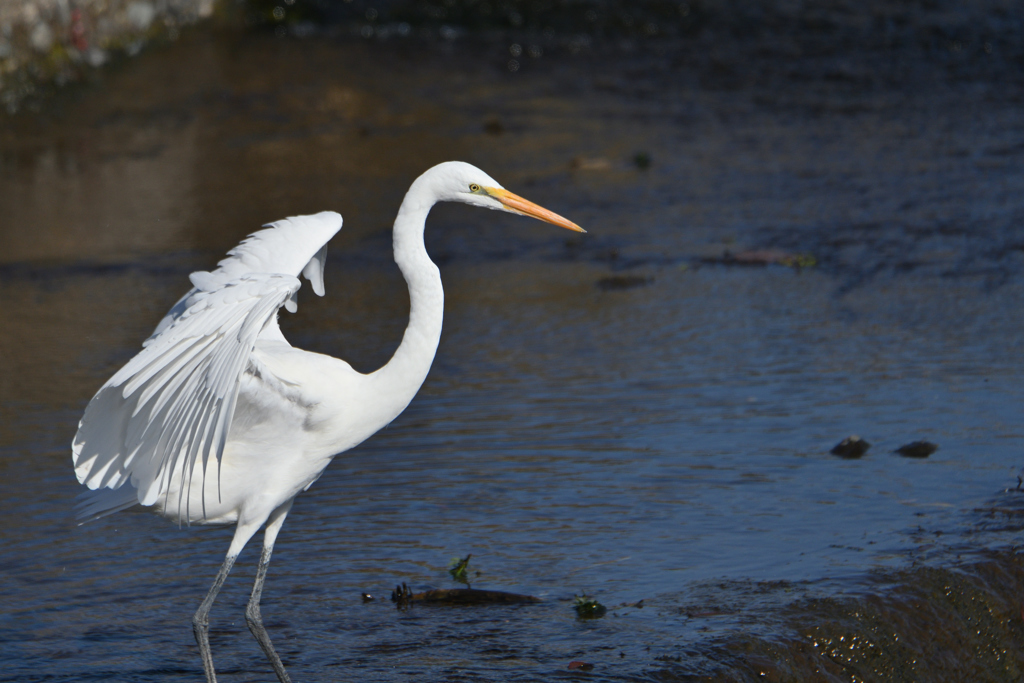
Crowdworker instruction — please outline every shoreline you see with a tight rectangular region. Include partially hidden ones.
[0,0,215,111]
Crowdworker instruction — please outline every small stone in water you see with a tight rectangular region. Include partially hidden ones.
[895,441,938,458]
[831,436,870,458]
[568,660,594,671]
[483,117,504,135]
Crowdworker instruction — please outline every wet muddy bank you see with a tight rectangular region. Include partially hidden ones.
[667,549,1024,682]
[654,490,1024,681]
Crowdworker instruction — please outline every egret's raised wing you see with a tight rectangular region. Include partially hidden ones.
[72,274,301,522]
[149,212,341,341]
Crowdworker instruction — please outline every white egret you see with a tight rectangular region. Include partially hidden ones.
[71,161,584,683]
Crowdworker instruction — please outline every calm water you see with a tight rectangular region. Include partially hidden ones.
[2,20,1024,681]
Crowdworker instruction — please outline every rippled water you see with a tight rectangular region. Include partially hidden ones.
[2,20,1024,681]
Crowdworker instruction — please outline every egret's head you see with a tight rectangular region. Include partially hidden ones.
[426,161,585,233]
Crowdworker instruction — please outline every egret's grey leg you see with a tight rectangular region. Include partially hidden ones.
[193,521,262,683]
[192,553,237,683]
[245,500,295,683]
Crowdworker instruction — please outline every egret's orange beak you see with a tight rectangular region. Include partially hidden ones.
[484,187,586,233]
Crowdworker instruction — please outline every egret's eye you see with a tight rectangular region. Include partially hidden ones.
[469,183,481,193]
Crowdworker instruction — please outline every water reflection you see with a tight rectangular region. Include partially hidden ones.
[2,19,1024,682]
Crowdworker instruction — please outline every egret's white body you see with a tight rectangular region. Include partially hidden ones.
[71,161,582,683]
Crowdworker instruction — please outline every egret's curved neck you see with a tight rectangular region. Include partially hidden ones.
[369,182,444,418]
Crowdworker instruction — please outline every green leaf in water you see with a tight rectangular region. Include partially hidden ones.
[574,593,607,619]
[448,554,472,587]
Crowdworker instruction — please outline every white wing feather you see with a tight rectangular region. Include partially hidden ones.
[72,212,343,522]
[149,212,341,341]
[72,274,302,521]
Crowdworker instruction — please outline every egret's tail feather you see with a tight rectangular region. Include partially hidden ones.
[74,486,140,524]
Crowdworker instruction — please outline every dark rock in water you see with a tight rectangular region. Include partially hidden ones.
[413,588,540,604]
[896,441,938,458]
[597,275,652,291]
[390,582,540,606]
[831,436,871,459]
